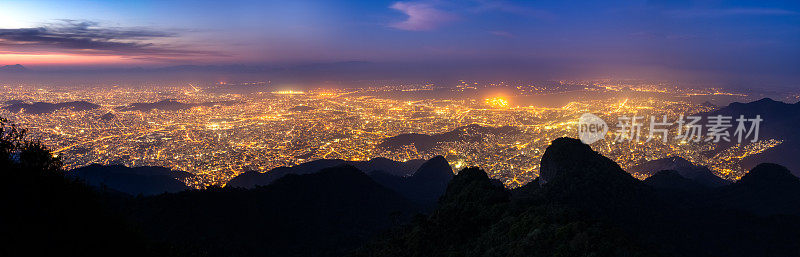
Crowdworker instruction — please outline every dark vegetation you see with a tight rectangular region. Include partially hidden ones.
[4,116,800,257]
[0,117,164,257]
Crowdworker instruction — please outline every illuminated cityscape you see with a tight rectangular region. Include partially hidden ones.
[2,80,788,188]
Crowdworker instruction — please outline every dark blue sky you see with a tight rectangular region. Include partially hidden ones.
[1,0,798,85]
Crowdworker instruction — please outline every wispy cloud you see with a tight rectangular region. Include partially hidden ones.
[0,20,220,60]
[389,2,458,31]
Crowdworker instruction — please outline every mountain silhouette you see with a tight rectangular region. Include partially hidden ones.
[644,170,707,192]
[712,163,800,216]
[0,64,27,72]
[356,138,800,257]
[2,100,99,114]
[226,157,425,188]
[699,98,800,176]
[629,156,730,187]
[368,156,453,206]
[130,165,420,257]
[69,164,193,196]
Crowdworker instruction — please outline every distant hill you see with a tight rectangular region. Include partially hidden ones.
[0,64,27,72]
[699,98,800,176]
[69,164,193,196]
[226,157,425,188]
[2,100,99,114]
[379,124,519,151]
[118,99,237,112]
[629,156,730,187]
[130,165,420,257]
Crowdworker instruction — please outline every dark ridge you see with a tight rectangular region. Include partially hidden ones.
[644,170,707,192]
[131,165,419,257]
[226,157,424,188]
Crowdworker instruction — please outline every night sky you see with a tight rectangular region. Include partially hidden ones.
[1,0,799,85]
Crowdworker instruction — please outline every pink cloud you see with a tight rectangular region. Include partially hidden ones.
[389,2,457,31]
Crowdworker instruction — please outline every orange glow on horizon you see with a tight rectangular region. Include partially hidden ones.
[0,53,148,66]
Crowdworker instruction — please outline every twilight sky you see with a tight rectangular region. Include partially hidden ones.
[0,0,799,84]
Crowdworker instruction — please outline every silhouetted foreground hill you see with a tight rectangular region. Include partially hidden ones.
[228,156,453,206]
[7,121,800,257]
[355,138,800,257]
[128,165,420,257]
[227,157,427,187]
[69,164,194,196]
[1,119,166,257]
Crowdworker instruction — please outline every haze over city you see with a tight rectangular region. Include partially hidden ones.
[3,1,800,257]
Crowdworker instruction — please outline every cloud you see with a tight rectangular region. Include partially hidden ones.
[389,2,457,31]
[0,20,220,60]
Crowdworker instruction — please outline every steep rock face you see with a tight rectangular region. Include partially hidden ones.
[536,138,661,224]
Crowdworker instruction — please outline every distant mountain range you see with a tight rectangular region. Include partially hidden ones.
[0,64,27,72]
[2,100,99,114]
[698,98,800,176]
